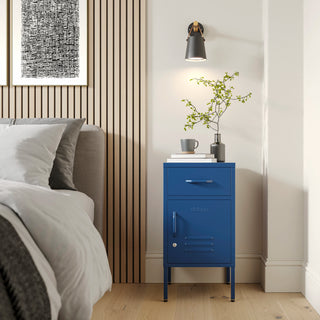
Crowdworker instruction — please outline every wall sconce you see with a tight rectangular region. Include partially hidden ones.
[185,21,207,62]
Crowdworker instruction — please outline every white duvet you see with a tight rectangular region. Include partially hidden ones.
[0,179,112,320]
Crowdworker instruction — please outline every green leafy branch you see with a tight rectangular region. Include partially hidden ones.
[182,72,252,133]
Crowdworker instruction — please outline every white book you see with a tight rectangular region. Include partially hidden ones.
[167,158,217,163]
[170,153,215,159]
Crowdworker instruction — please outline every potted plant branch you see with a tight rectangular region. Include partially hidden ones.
[182,72,252,162]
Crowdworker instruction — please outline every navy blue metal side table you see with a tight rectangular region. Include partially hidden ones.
[163,163,235,302]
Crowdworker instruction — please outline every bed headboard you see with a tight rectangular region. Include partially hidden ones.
[73,125,105,236]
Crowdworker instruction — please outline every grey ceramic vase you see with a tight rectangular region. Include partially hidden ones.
[210,133,225,162]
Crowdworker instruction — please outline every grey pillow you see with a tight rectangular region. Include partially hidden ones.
[0,124,66,187]
[15,118,86,190]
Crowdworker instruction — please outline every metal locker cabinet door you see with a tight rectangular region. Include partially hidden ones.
[166,199,231,264]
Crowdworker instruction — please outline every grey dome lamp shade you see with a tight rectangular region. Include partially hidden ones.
[185,21,207,61]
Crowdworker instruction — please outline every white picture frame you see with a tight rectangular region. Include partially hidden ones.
[0,0,7,86]
[12,0,87,86]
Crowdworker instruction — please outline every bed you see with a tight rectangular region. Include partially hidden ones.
[0,123,112,320]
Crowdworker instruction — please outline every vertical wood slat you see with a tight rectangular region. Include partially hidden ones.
[55,87,61,118]
[9,85,15,118]
[107,0,114,279]
[113,0,121,284]
[100,0,107,247]
[94,0,100,127]
[1,0,146,284]
[61,87,68,118]
[7,1,16,117]
[75,87,81,119]
[81,87,87,121]
[140,0,146,284]
[126,0,134,283]
[68,87,75,118]
[29,87,35,117]
[42,87,48,118]
[2,87,8,118]
[120,0,127,283]
[22,87,28,118]
[87,0,94,125]
[15,87,21,118]
[36,87,42,118]
[48,87,55,117]
[133,0,140,283]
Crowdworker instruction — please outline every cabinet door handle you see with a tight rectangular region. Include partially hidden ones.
[185,179,213,184]
[172,211,177,238]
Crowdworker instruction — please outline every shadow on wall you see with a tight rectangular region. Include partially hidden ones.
[205,25,263,45]
[263,174,304,260]
[302,189,308,294]
[203,25,264,82]
[235,168,263,255]
[304,188,308,264]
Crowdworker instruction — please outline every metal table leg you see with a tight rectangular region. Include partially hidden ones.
[231,266,235,302]
[226,267,230,284]
[164,266,168,302]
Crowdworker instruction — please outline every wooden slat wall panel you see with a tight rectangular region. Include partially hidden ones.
[126,0,134,284]
[107,0,114,279]
[100,0,107,248]
[133,0,140,283]
[120,0,127,283]
[1,0,146,284]
[140,0,146,283]
[42,87,48,118]
[61,87,68,118]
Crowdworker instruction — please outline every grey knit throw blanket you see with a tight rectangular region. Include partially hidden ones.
[0,215,51,320]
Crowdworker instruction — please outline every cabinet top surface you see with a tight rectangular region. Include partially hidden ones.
[163,162,235,168]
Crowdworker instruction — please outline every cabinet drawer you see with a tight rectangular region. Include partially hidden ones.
[167,167,231,196]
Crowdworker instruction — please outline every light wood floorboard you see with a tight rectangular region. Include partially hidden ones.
[91,284,320,320]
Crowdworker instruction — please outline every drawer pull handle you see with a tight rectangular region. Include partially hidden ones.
[173,211,177,238]
[185,179,213,184]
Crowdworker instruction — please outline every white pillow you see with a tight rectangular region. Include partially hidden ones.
[0,124,66,187]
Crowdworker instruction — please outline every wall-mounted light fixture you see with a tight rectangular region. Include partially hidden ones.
[185,21,207,62]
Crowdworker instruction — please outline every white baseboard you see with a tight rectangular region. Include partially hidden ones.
[304,265,320,315]
[145,251,261,283]
[261,256,303,292]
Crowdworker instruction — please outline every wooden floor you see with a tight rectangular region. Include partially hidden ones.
[91,283,320,320]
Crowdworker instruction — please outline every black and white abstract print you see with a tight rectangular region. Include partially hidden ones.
[21,0,80,79]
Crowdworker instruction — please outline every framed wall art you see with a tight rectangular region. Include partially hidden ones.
[13,0,87,86]
[0,0,7,86]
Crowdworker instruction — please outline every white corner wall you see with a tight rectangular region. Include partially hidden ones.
[146,0,264,283]
[261,0,304,292]
[303,0,320,314]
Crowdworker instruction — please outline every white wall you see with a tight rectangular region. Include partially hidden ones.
[303,0,320,314]
[146,0,263,283]
[262,0,304,292]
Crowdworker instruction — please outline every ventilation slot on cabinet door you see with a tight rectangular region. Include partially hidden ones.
[183,235,215,253]
[184,248,214,253]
